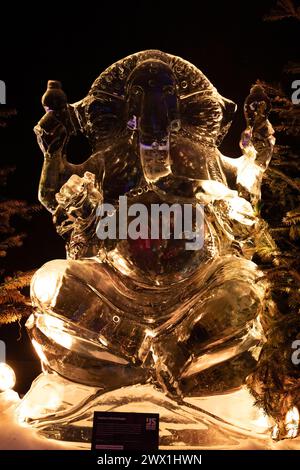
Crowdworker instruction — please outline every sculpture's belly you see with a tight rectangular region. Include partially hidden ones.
[103,193,218,284]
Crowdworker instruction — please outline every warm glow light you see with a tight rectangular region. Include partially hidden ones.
[107,249,132,276]
[150,346,159,364]
[228,197,255,226]
[0,362,16,391]
[44,389,62,410]
[271,423,279,440]
[17,383,62,424]
[31,265,61,305]
[32,339,48,365]
[199,180,238,200]
[236,156,262,198]
[42,314,73,350]
[145,328,156,339]
[252,413,271,430]
[98,335,108,347]
[285,406,299,439]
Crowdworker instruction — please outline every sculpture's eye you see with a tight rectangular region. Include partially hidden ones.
[163,85,175,96]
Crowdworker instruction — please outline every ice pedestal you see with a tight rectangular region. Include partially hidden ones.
[16,371,288,450]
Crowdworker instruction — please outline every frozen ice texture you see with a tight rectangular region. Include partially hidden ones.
[26,51,278,444]
[17,373,300,449]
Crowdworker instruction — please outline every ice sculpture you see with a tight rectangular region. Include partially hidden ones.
[20,51,281,446]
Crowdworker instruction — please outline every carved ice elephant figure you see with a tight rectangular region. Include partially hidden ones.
[30,50,275,399]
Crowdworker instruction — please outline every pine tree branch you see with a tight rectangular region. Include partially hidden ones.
[267,168,300,192]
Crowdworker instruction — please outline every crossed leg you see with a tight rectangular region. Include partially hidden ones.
[30,255,266,395]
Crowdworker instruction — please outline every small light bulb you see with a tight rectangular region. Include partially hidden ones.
[0,363,16,392]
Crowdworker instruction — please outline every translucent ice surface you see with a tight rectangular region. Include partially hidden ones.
[28,50,280,445]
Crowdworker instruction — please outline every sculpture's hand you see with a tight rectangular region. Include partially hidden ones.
[152,359,184,400]
[144,335,191,400]
[55,172,102,213]
[34,111,68,156]
[53,172,102,258]
[244,84,271,128]
[241,84,275,172]
[226,84,276,205]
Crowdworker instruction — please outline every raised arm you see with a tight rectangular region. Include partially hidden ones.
[221,84,275,204]
[34,81,103,213]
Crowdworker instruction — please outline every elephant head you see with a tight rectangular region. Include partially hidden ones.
[72,50,236,152]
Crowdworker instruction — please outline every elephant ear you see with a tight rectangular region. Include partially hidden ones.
[179,92,237,147]
[166,53,237,147]
[216,97,237,146]
[70,50,237,150]
[71,92,126,151]
[70,51,167,150]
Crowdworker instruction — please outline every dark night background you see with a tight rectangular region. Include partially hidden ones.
[0,0,299,394]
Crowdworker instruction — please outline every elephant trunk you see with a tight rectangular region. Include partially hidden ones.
[126,59,180,184]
